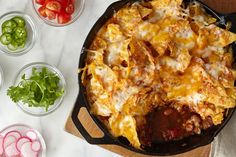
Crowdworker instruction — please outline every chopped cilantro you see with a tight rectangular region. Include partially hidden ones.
[7,67,64,111]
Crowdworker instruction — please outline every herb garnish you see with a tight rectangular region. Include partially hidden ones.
[7,67,64,111]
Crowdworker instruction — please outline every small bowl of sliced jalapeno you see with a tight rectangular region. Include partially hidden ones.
[0,12,37,56]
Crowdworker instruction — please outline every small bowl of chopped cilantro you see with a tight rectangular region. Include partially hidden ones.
[7,62,66,116]
[0,11,37,56]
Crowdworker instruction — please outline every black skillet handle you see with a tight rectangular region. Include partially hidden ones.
[225,13,236,33]
[71,91,116,145]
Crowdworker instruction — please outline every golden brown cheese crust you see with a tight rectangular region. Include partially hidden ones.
[81,0,236,148]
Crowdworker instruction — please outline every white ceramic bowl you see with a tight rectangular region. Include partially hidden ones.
[0,124,46,157]
[13,62,66,116]
[0,11,37,56]
[32,0,85,27]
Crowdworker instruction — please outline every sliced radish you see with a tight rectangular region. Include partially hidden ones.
[6,155,21,157]
[20,142,38,157]
[31,141,41,152]
[3,131,21,140]
[5,155,21,157]
[3,131,21,156]
[4,142,20,157]
[0,135,3,155]
[26,131,37,141]
[16,137,31,152]
[3,135,17,150]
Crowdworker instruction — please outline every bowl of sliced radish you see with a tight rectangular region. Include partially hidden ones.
[0,124,46,157]
[32,0,85,26]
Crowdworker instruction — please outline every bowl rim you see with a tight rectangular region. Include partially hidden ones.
[13,62,66,117]
[0,11,38,56]
[0,123,47,157]
[31,0,85,27]
[0,64,4,90]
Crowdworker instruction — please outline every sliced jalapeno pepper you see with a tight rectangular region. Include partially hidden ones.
[14,27,27,39]
[0,33,12,45]
[18,42,25,49]
[12,16,26,27]
[1,16,28,51]
[14,36,26,45]
[2,27,13,34]
[2,20,17,29]
[7,41,18,51]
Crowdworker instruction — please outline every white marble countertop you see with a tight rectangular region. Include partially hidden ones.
[1,1,236,157]
[0,0,120,156]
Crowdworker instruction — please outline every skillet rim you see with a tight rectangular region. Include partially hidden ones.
[73,0,236,155]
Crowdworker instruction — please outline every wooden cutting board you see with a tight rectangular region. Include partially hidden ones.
[65,0,236,156]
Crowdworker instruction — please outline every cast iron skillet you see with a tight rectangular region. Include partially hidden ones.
[72,0,236,155]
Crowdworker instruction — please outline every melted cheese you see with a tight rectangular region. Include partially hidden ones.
[81,0,236,149]
[150,0,183,19]
[176,92,206,105]
[135,3,153,18]
[109,114,140,148]
[197,25,236,49]
[160,48,191,72]
[115,5,142,35]
[112,86,139,112]
[92,93,112,116]
[135,22,160,41]
[104,24,126,43]
[106,39,130,66]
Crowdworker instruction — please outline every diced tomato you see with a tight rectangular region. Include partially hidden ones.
[45,0,53,3]
[56,0,69,7]
[57,12,71,24]
[46,0,62,13]
[45,8,57,20]
[65,3,74,14]
[38,6,47,17]
[35,0,45,5]
[36,0,74,24]
[69,0,75,4]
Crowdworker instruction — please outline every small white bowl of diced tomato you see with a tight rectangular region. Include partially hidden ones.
[32,0,84,26]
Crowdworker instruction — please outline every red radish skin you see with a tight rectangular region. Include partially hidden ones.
[16,137,31,152]
[0,135,3,156]
[20,142,38,157]
[3,135,17,151]
[4,142,20,157]
[5,142,20,157]
[4,131,22,140]
[31,141,41,152]
[3,130,22,152]
[1,129,41,157]
[26,131,37,141]
[5,155,20,157]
